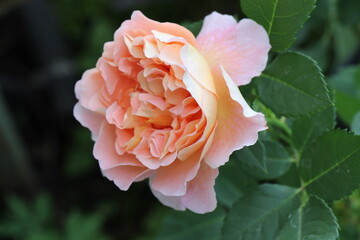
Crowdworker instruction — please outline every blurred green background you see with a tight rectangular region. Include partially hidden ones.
[0,0,359,239]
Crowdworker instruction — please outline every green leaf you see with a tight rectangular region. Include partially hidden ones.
[241,0,316,52]
[222,184,300,240]
[156,208,225,240]
[234,140,267,173]
[239,140,292,180]
[292,105,336,153]
[351,111,360,135]
[256,52,332,117]
[300,130,360,201]
[215,158,257,208]
[277,163,302,188]
[276,197,339,240]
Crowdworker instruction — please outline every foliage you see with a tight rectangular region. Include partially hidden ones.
[0,195,111,240]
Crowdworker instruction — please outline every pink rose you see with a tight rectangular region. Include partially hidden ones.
[74,11,270,213]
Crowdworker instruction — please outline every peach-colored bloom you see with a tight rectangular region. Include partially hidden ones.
[74,11,270,213]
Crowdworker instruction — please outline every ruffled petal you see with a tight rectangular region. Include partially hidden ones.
[73,103,104,140]
[150,162,218,213]
[178,44,218,160]
[151,188,186,211]
[103,165,152,191]
[204,66,267,168]
[75,68,106,112]
[114,11,197,64]
[94,122,142,170]
[150,149,202,196]
[196,12,270,86]
[181,162,218,213]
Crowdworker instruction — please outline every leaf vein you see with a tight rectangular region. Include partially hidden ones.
[261,73,328,102]
[267,0,280,34]
[303,146,360,188]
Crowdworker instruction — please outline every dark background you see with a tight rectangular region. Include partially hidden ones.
[0,0,359,239]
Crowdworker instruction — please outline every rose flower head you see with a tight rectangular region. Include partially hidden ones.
[74,11,270,213]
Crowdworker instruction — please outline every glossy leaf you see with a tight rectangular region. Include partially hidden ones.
[234,140,267,173]
[277,163,302,188]
[156,208,225,240]
[239,140,292,180]
[292,105,336,152]
[276,197,339,240]
[222,184,300,240]
[241,0,316,52]
[256,52,332,117]
[300,130,360,201]
[215,159,257,208]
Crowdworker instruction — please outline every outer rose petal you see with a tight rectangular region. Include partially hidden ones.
[150,148,202,196]
[151,188,186,211]
[74,68,106,112]
[204,66,267,168]
[196,12,271,86]
[150,162,218,213]
[73,103,103,140]
[181,163,218,213]
[94,122,142,170]
[103,165,152,191]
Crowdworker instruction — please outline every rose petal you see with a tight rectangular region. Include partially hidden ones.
[205,66,267,168]
[196,12,270,86]
[73,103,104,140]
[103,165,151,191]
[178,44,218,160]
[94,122,142,170]
[181,162,218,213]
[103,41,115,61]
[150,148,202,196]
[114,11,197,64]
[75,68,106,112]
[150,162,218,213]
[151,188,186,211]
[180,44,216,94]
[97,59,121,95]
